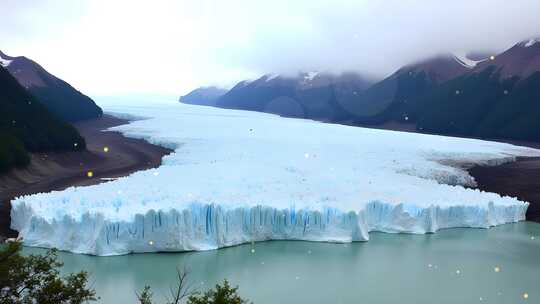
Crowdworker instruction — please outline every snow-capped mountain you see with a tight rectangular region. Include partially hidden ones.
[0,52,13,67]
[413,38,540,141]
[179,86,227,106]
[454,55,481,69]
[342,40,540,143]
[401,54,474,82]
[0,50,102,121]
[179,37,540,142]
[473,37,540,79]
[215,71,375,121]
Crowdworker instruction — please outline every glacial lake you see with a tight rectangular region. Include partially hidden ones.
[23,222,540,304]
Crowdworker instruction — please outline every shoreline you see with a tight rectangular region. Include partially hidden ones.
[468,157,540,222]
[0,114,173,239]
[3,114,540,242]
[355,121,540,222]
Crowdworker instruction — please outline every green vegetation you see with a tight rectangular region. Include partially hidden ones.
[187,280,250,304]
[0,133,30,172]
[137,268,251,304]
[1,242,252,304]
[0,242,97,304]
[0,65,85,173]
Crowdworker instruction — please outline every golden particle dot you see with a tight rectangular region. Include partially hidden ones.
[103,146,109,153]
[87,171,93,178]
[494,266,500,272]
[523,293,529,299]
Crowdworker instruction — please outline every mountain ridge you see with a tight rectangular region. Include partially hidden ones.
[180,37,540,142]
[180,86,227,106]
[0,50,103,122]
[214,71,375,121]
[0,65,85,172]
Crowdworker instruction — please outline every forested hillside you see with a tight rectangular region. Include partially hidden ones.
[416,67,540,141]
[1,50,102,122]
[0,66,85,172]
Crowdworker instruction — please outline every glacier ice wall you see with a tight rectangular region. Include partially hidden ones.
[10,102,540,255]
[11,200,528,256]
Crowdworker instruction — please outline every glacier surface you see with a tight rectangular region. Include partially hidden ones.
[10,101,540,255]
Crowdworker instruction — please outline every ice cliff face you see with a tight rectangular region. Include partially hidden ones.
[11,201,526,256]
[10,102,540,255]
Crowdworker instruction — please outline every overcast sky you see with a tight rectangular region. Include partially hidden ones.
[2,0,540,96]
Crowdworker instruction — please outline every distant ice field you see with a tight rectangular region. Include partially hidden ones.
[11,102,540,255]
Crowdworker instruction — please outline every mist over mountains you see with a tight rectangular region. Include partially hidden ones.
[3,1,540,94]
[182,37,540,142]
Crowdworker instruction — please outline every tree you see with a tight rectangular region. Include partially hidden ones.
[0,241,97,304]
[187,280,251,304]
[1,241,251,304]
[136,286,154,304]
[137,268,251,304]
[137,267,197,304]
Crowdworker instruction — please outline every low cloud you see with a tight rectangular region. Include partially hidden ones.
[2,0,540,94]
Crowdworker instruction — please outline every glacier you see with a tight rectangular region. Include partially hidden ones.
[10,101,540,256]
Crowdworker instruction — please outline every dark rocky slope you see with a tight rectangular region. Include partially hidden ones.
[0,50,102,122]
[0,65,85,172]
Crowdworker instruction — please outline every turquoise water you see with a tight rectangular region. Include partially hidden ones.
[24,222,540,304]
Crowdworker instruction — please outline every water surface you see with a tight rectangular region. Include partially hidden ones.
[24,222,540,304]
